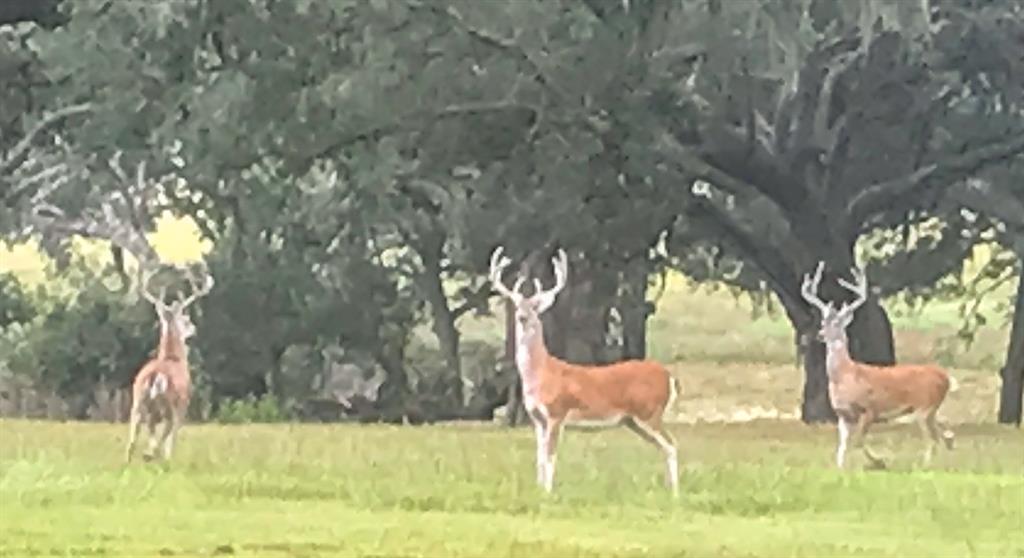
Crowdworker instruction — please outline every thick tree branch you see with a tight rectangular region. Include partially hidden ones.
[655,131,800,217]
[848,133,1024,223]
[0,0,66,28]
[685,197,809,327]
[945,179,1024,231]
[0,103,91,176]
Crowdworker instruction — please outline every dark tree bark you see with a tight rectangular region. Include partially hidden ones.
[801,340,832,421]
[998,265,1024,425]
[416,236,463,408]
[619,257,653,360]
[545,255,618,364]
[373,349,411,423]
[848,299,896,365]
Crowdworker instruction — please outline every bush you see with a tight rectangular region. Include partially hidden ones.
[213,394,290,424]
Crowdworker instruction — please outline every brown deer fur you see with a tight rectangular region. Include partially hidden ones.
[491,247,680,494]
[802,262,954,469]
[125,267,212,464]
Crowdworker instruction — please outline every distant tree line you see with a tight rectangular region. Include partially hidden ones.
[1,0,1021,424]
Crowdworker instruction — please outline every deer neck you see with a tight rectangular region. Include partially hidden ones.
[515,321,551,400]
[157,321,189,362]
[824,337,853,381]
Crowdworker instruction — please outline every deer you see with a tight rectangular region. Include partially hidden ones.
[489,246,681,495]
[125,263,213,464]
[801,261,955,470]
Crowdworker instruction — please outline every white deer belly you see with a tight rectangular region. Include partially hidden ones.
[565,410,625,429]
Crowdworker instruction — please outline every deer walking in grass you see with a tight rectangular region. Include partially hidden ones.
[489,247,681,495]
[125,264,213,464]
[801,261,955,469]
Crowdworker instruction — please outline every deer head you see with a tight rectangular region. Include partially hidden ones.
[801,261,868,346]
[489,246,568,337]
[139,263,214,343]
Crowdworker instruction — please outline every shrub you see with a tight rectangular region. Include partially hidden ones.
[213,393,290,424]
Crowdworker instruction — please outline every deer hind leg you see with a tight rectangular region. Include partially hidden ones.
[921,409,954,460]
[915,410,940,465]
[124,401,144,464]
[160,407,182,461]
[623,417,679,496]
[929,411,955,451]
[542,417,564,493]
[143,406,164,461]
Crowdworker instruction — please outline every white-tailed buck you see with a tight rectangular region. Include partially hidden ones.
[801,261,955,469]
[125,264,213,463]
[489,247,681,494]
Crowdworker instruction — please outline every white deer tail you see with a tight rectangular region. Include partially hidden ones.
[147,374,168,400]
[948,374,960,394]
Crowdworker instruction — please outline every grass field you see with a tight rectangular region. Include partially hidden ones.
[1,419,1022,557]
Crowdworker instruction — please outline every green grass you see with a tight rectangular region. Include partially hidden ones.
[2,419,1022,557]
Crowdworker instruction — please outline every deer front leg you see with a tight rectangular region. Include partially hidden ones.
[853,412,885,469]
[542,417,564,493]
[528,408,548,486]
[836,417,852,468]
[916,411,938,466]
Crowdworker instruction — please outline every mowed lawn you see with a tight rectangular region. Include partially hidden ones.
[1,419,1021,558]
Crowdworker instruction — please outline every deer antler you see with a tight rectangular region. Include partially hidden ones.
[533,249,568,311]
[489,246,524,303]
[836,267,868,319]
[139,266,168,312]
[176,262,215,310]
[801,261,832,316]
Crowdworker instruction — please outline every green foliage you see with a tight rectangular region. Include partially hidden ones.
[1,420,1021,557]
[213,394,289,424]
[0,272,33,327]
[0,262,152,397]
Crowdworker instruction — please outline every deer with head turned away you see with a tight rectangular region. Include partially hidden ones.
[801,261,955,469]
[489,246,681,495]
[125,263,213,464]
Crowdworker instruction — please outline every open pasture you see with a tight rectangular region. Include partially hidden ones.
[1,418,1022,558]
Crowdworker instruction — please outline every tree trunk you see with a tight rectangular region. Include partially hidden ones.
[847,299,896,365]
[373,349,411,423]
[619,257,652,360]
[417,242,463,409]
[800,339,834,422]
[545,255,617,364]
[998,265,1024,425]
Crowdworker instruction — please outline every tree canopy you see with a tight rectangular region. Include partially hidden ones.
[2,0,1021,424]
